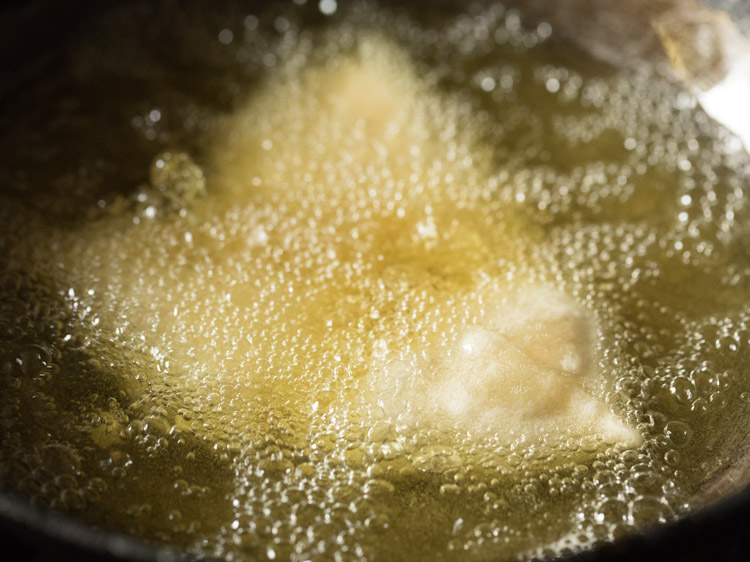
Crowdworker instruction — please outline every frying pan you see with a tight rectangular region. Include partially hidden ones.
[0,1,749,560]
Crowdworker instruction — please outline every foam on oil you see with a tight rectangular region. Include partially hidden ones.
[1,2,749,561]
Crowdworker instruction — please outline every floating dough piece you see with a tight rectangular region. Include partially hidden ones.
[51,35,640,456]
[212,35,470,201]
[373,287,641,447]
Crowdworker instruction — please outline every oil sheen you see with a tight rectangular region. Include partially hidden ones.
[1,2,749,562]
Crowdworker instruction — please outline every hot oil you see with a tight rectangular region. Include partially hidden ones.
[0,2,749,561]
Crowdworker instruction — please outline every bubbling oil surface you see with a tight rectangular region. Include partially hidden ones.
[1,2,750,561]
